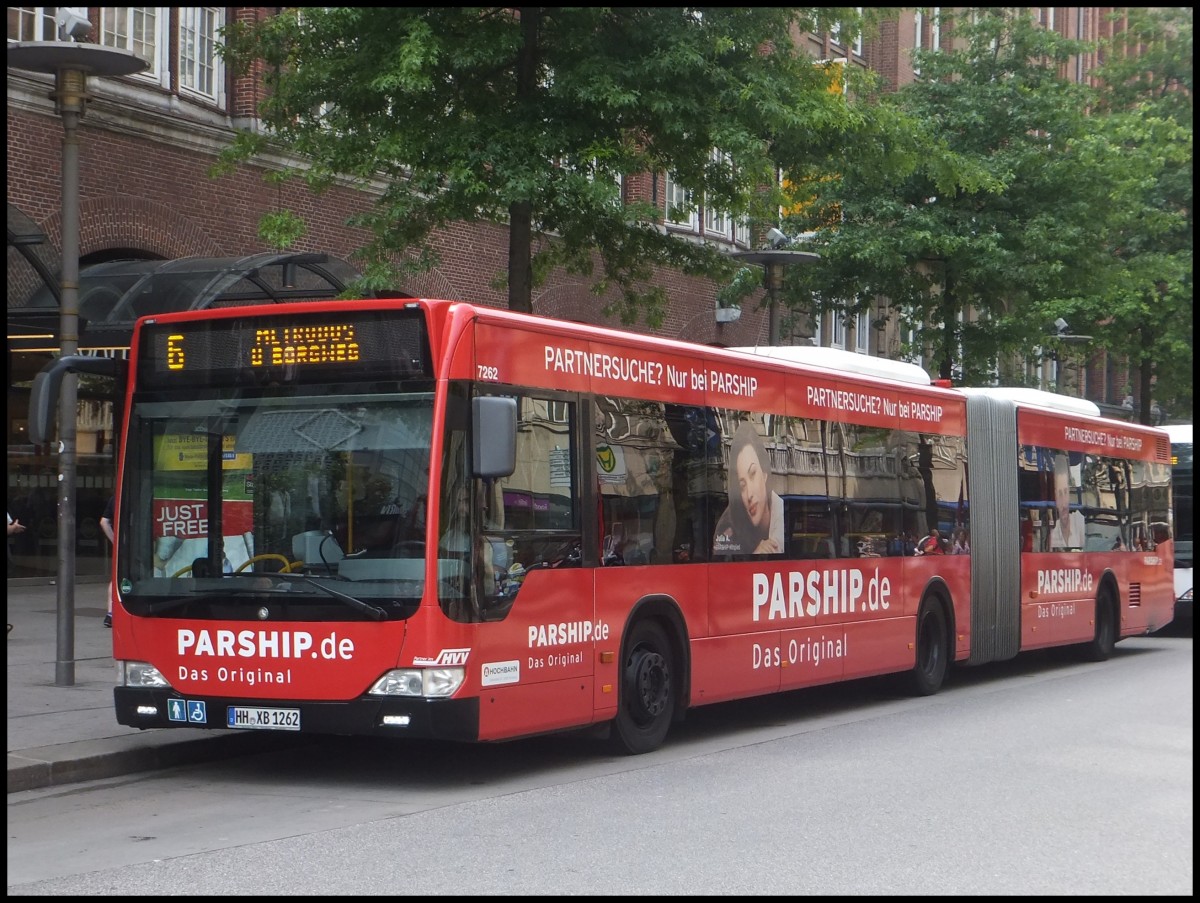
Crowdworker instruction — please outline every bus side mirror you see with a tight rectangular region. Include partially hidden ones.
[473,396,516,478]
[28,355,120,445]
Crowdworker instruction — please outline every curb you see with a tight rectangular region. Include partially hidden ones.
[8,731,305,794]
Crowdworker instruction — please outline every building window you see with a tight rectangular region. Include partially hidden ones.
[703,149,736,240]
[901,320,925,371]
[830,9,864,57]
[704,204,730,239]
[179,7,224,103]
[854,310,870,354]
[830,311,847,350]
[94,8,225,105]
[838,8,864,57]
[664,171,697,232]
[667,150,740,241]
[99,7,168,86]
[8,7,57,42]
[913,7,942,77]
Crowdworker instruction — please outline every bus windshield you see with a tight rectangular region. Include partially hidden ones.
[120,389,435,619]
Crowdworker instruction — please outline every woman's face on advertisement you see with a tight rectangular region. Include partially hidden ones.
[1054,467,1069,515]
[736,444,769,529]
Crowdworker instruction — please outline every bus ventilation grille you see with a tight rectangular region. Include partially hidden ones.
[1128,583,1142,607]
[1156,437,1170,460]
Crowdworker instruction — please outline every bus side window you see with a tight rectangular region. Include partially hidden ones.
[484,394,581,605]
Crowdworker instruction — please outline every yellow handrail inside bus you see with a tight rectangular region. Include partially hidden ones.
[170,553,303,578]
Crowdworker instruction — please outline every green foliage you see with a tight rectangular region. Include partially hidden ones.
[788,10,1110,383]
[1084,8,1193,423]
[257,210,306,250]
[216,7,883,324]
[784,8,1191,418]
[715,266,762,310]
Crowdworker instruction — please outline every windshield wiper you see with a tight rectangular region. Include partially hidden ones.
[219,571,390,621]
[142,577,297,615]
[285,574,387,621]
[145,595,197,616]
[143,574,387,621]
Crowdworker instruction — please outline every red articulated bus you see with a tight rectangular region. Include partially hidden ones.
[32,299,1174,753]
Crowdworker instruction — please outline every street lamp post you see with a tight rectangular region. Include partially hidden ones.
[1047,318,1093,397]
[8,39,147,686]
[731,248,821,345]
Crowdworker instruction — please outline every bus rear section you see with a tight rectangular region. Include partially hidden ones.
[962,388,1175,661]
[1166,424,1193,625]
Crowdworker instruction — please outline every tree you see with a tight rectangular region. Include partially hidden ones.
[783,10,1119,385]
[1084,8,1193,425]
[217,7,878,326]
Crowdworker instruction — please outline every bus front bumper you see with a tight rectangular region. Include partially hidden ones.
[114,687,480,741]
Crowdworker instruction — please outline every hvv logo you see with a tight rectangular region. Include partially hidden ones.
[412,648,471,666]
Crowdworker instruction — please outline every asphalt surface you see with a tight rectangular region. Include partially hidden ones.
[7,579,290,794]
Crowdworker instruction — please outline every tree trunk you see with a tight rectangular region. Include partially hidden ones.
[507,9,539,314]
[508,200,533,313]
[1136,356,1155,426]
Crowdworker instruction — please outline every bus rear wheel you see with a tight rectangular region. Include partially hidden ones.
[907,598,948,696]
[611,619,676,755]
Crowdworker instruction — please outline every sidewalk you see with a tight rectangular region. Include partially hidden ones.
[7,579,288,794]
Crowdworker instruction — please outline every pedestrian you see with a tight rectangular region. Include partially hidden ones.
[100,496,115,628]
[952,527,971,555]
[916,528,945,555]
[8,511,25,634]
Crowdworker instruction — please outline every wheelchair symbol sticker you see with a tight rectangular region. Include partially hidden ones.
[186,700,207,724]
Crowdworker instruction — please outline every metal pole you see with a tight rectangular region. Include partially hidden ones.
[53,66,87,686]
[765,262,783,346]
[8,41,148,687]
[767,287,780,346]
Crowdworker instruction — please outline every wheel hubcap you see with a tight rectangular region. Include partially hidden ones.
[628,647,669,722]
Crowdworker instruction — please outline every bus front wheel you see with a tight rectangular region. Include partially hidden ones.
[1082,587,1117,662]
[907,598,948,696]
[611,619,676,755]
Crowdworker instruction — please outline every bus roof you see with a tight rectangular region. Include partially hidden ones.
[727,345,933,387]
[958,386,1101,417]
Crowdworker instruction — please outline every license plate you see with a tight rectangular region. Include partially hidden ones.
[226,706,301,731]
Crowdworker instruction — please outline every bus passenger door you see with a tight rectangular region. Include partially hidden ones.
[470,391,596,740]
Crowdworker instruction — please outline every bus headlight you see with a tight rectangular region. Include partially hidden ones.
[369,668,465,698]
[118,661,170,688]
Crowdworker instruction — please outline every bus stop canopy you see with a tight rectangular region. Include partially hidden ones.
[8,229,365,354]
